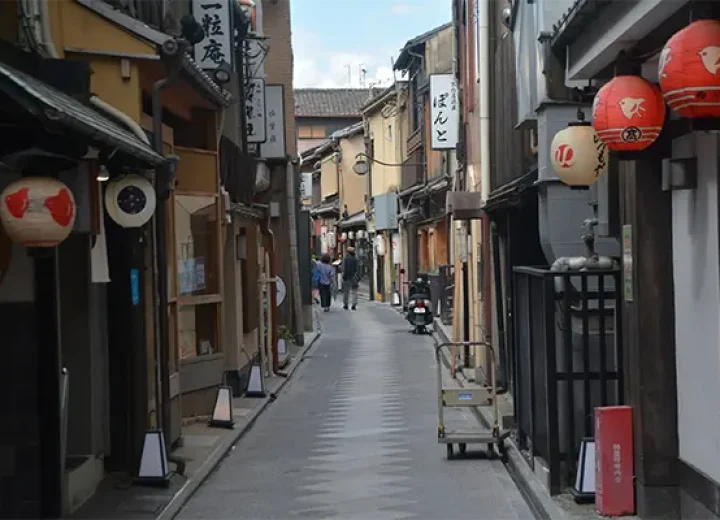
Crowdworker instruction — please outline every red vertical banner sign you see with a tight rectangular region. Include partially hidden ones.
[595,406,635,516]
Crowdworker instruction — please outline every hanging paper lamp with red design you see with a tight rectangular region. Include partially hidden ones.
[550,112,609,187]
[0,177,76,247]
[592,76,666,151]
[659,19,720,118]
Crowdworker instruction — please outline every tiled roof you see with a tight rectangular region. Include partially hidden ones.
[550,0,612,50]
[294,88,382,118]
[0,61,164,166]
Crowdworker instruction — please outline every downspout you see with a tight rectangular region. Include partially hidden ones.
[90,96,151,145]
[38,0,59,58]
[550,219,617,290]
[286,160,304,361]
[40,0,168,158]
[151,42,185,472]
[478,0,493,376]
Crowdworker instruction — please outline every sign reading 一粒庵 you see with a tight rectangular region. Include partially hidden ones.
[260,84,286,158]
[430,74,458,150]
[192,0,232,71]
[245,78,267,143]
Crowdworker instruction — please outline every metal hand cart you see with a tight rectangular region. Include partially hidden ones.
[433,337,510,460]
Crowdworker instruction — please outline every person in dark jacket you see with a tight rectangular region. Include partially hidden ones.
[340,247,359,310]
[314,254,335,311]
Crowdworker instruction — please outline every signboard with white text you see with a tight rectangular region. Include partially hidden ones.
[192,0,232,71]
[245,78,267,143]
[430,74,459,150]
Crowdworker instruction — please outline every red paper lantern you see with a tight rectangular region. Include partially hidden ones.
[659,19,720,118]
[0,177,76,247]
[592,76,666,151]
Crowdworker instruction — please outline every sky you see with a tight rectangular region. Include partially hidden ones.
[289,0,452,89]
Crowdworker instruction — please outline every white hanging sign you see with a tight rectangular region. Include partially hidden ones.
[391,232,401,264]
[430,74,459,150]
[192,0,232,70]
[260,84,286,158]
[245,78,267,143]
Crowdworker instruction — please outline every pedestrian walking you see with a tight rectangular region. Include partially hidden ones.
[314,254,335,312]
[340,246,360,310]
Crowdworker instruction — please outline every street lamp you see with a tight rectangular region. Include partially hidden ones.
[352,152,424,176]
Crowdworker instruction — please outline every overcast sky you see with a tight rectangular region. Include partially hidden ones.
[290,0,451,88]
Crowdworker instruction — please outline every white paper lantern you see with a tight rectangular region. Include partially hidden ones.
[348,231,355,240]
[340,232,347,242]
[0,177,76,247]
[375,236,386,256]
[550,124,608,187]
[105,174,156,228]
[357,230,365,239]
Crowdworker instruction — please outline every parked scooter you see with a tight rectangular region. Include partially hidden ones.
[407,277,433,334]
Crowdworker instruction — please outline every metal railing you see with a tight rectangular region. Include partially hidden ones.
[511,266,624,494]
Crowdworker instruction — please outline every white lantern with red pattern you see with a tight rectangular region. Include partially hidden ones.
[0,177,76,247]
[550,119,609,187]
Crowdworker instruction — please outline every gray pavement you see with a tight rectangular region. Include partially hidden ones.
[175,301,535,520]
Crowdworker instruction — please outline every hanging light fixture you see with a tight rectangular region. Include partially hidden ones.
[592,75,665,151]
[550,110,609,187]
[659,19,720,118]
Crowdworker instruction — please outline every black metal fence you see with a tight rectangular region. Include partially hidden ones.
[512,266,624,494]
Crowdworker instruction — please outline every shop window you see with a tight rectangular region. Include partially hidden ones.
[178,302,220,360]
[174,194,220,297]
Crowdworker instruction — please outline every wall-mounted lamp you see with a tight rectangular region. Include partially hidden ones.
[212,61,233,85]
[96,165,110,182]
[352,152,425,177]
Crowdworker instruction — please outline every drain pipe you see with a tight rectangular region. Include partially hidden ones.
[90,96,151,145]
[550,218,617,292]
[476,0,493,374]
[40,0,149,148]
[286,159,305,345]
[38,0,59,58]
[151,39,185,475]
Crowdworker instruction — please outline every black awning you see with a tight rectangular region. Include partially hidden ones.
[0,61,165,167]
[484,169,538,213]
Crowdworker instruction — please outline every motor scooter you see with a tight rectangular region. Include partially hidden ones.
[406,277,433,334]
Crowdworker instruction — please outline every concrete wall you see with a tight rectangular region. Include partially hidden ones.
[339,133,366,215]
[368,102,403,197]
[321,154,338,199]
[672,132,720,485]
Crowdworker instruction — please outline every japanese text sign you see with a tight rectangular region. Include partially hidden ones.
[260,84,286,158]
[595,406,635,516]
[245,78,267,144]
[192,0,232,70]
[430,74,458,150]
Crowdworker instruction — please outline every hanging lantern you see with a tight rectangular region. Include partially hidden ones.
[357,230,365,239]
[348,231,355,240]
[340,232,347,242]
[550,111,609,187]
[592,76,665,151]
[0,177,76,247]
[659,19,720,118]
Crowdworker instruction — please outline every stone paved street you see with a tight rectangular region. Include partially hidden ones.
[175,302,535,520]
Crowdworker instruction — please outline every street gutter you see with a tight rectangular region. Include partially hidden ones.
[157,327,323,520]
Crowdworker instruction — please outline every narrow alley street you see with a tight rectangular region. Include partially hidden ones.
[175,302,535,520]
